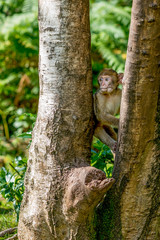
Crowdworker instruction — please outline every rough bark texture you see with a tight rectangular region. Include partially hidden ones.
[18,1,114,239]
[96,0,160,239]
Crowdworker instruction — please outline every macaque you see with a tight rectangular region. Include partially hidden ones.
[93,68,123,153]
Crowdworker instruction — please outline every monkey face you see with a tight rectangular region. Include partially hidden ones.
[98,75,118,94]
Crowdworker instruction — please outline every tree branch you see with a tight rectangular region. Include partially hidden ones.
[63,166,115,224]
[0,227,17,237]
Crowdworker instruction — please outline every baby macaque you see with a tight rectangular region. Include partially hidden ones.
[93,68,123,153]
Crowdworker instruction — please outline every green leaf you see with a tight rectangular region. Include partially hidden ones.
[18,132,32,138]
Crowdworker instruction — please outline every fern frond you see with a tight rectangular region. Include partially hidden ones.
[0,13,37,39]
[97,43,124,71]
[90,0,131,72]
[22,0,38,13]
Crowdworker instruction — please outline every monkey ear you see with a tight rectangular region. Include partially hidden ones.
[97,76,101,85]
[118,73,124,84]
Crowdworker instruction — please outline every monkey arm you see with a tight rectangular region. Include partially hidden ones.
[93,92,120,128]
[103,125,117,141]
[97,113,119,128]
[94,126,117,153]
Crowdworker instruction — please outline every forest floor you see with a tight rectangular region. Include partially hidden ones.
[0,196,17,240]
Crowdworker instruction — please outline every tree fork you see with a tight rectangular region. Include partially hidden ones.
[18,0,114,239]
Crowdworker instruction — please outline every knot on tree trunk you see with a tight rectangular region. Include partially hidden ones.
[63,166,115,224]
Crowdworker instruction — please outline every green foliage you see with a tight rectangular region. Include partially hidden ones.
[90,0,131,89]
[0,199,17,234]
[91,138,114,177]
[18,112,36,149]
[0,0,38,160]
[0,112,34,221]
[0,0,24,17]
[0,111,36,163]
[0,156,27,221]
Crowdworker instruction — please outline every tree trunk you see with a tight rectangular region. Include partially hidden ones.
[96,0,160,239]
[18,1,114,239]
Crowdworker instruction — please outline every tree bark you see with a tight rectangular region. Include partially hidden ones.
[96,0,160,239]
[18,1,114,239]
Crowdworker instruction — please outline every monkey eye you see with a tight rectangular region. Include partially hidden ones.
[100,78,103,81]
[105,78,109,81]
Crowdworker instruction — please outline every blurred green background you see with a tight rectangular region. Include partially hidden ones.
[0,0,131,233]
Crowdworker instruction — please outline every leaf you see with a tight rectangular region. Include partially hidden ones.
[18,132,32,138]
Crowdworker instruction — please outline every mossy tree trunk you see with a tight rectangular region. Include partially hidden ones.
[96,0,160,239]
[18,1,114,239]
